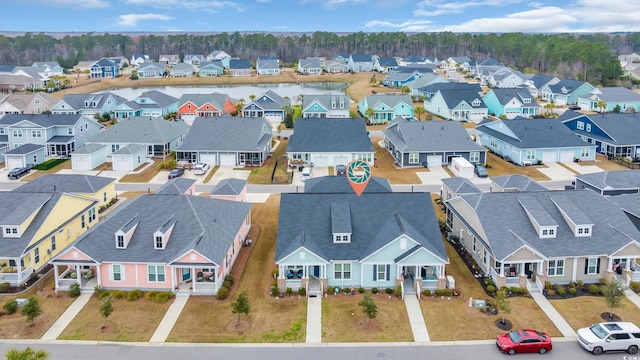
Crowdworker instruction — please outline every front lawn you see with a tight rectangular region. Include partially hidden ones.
[485,153,550,181]
[370,137,427,184]
[550,296,640,330]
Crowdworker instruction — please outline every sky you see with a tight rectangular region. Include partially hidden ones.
[3,0,640,34]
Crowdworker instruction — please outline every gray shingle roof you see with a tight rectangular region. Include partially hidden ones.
[438,89,487,109]
[210,178,247,196]
[547,79,589,95]
[14,174,114,194]
[243,90,289,111]
[176,115,272,151]
[441,177,482,195]
[88,116,189,144]
[157,178,196,195]
[350,54,373,62]
[383,117,486,153]
[609,193,640,219]
[178,93,230,109]
[491,175,548,192]
[575,170,640,190]
[476,118,591,149]
[229,59,251,69]
[58,93,127,111]
[113,144,145,155]
[70,194,252,265]
[417,82,481,94]
[377,58,398,67]
[0,113,85,127]
[5,143,43,154]
[275,192,447,263]
[303,176,392,194]
[527,74,557,89]
[302,95,350,112]
[257,59,279,70]
[362,94,413,109]
[287,118,374,153]
[585,87,640,102]
[564,112,640,145]
[72,144,107,155]
[299,58,320,68]
[488,88,540,106]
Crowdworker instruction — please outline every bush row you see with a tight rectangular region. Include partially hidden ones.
[93,286,174,303]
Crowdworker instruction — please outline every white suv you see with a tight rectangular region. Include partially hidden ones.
[577,322,640,355]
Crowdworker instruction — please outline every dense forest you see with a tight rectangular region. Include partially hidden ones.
[2,31,640,85]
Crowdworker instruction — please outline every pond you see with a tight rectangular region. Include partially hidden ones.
[96,82,349,104]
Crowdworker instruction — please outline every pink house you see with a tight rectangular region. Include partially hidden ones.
[52,192,252,295]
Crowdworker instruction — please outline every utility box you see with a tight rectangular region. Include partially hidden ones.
[446,275,455,289]
[449,157,474,179]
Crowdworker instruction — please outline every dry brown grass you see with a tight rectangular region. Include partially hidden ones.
[550,296,640,331]
[168,195,308,343]
[202,165,219,183]
[119,159,162,182]
[485,153,551,181]
[420,242,561,340]
[322,294,413,342]
[246,139,289,185]
[0,273,75,339]
[592,154,634,171]
[370,137,428,184]
[58,294,173,341]
[22,160,72,181]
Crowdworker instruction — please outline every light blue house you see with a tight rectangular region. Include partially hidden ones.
[424,89,488,122]
[540,79,595,106]
[476,117,597,165]
[113,90,179,120]
[483,88,541,119]
[576,87,640,113]
[358,94,414,124]
[382,71,424,88]
[137,62,165,78]
[198,61,225,76]
[348,54,374,72]
[51,92,127,117]
[241,90,290,122]
[275,188,449,296]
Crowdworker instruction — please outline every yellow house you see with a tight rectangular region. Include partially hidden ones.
[12,174,116,209]
[0,192,98,286]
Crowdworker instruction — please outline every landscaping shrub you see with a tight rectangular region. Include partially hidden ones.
[395,285,402,298]
[297,287,306,296]
[568,281,576,289]
[484,278,495,287]
[486,285,496,293]
[577,280,584,287]
[442,288,451,296]
[98,289,112,299]
[434,289,444,296]
[568,287,577,296]
[30,272,39,281]
[69,283,81,298]
[217,287,229,300]
[630,282,640,292]
[557,287,566,297]
[544,281,552,290]
[589,284,600,295]
[371,287,379,294]
[385,288,394,295]
[0,282,10,293]
[145,291,159,301]
[547,289,556,297]
[270,286,279,297]
[285,287,293,296]
[224,274,235,286]
[152,291,174,304]
[521,288,530,296]
[358,287,365,294]
[3,299,18,314]
[127,289,143,301]
[112,290,126,299]
[510,287,521,295]
[424,289,431,296]
[222,280,233,289]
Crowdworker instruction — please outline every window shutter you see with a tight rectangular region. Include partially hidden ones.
[584,259,588,274]
[373,264,377,281]
[596,258,600,274]
[386,265,390,281]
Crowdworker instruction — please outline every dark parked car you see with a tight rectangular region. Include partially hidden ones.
[7,167,30,180]
[496,329,553,355]
[335,164,346,175]
[168,168,185,179]
[473,163,488,178]
[568,105,582,110]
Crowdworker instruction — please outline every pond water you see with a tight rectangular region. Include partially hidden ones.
[97,82,349,104]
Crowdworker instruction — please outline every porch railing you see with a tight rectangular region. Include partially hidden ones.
[534,275,544,292]
[400,280,404,300]
[422,279,438,290]
[488,267,499,282]
[505,277,520,286]
[632,271,640,282]
[416,281,421,300]
[192,282,216,293]
[0,266,33,285]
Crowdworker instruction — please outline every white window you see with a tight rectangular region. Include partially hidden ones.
[376,264,387,280]
[472,237,477,252]
[586,258,598,275]
[51,236,56,251]
[334,263,351,280]
[116,235,125,249]
[577,121,584,130]
[12,130,23,138]
[67,127,73,135]
[155,236,164,249]
[88,208,96,223]
[483,249,488,265]
[111,144,119,152]
[581,148,589,157]
[81,214,86,228]
[547,259,565,276]
[148,265,165,282]
[469,152,480,163]
[490,138,497,148]
[0,128,4,135]
[526,150,536,160]
[103,192,107,202]
[34,248,40,263]
[31,130,42,138]
[111,264,124,281]
[409,153,419,164]
[586,124,591,132]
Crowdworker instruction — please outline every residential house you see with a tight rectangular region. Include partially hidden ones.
[0,189,99,286]
[90,58,120,79]
[440,56,471,71]
[169,63,194,77]
[524,74,560,98]
[358,94,414,124]
[383,117,487,168]
[472,57,503,79]
[417,82,482,101]
[275,191,449,295]
[424,89,488,122]
[286,118,374,167]
[4,144,45,168]
[400,55,438,66]
[158,55,179,66]
[256,59,280,75]
[137,62,165,78]
[74,61,95,74]
[108,56,129,69]
[382,71,424,88]
[0,93,60,117]
[86,116,189,158]
[0,113,104,157]
[374,58,399,73]
[476,117,597,165]
[487,67,528,88]
[32,62,64,76]
[113,90,179,119]
[618,53,640,66]
[175,115,272,167]
[574,170,640,196]
[183,54,206,65]
[209,178,247,202]
[445,189,640,290]
[71,144,109,171]
[111,144,147,172]
[157,178,196,196]
[490,174,548,192]
[394,64,436,74]
[51,193,252,294]
[229,59,252,76]
[441,177,482,201]
[13,173,116,208]
[0,74,44,91]
[348,54,375,72]
[298,58,322,75]
[302,95,350,118]
[130,54,150,66]
[483,88,541,119]
[198,61,225,76]
[177,93,235,120]
[323,60,348,74]
[304,176,393,194]
[241,90,290,122]
[576,87,640,113]
[333,53,349,63]
[207,50,232,64]
[559,111,640,158]
[540,79,596,106]
[403,73,449,97]
[51,92,127,117]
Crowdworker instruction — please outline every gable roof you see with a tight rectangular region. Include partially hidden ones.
[178,93,230,109]
[57,92,127,111]
[575,170,640,191]
[257,59,279,70]
[476,118,591,149]
[491,174,548,192]
[13,174,114,194]
[176,115,271,152]
[487,88,540,106]
[304,176,392,194]
[72,144,107,155]
[350,54,373,62]
[560,112,640,145]
[156,178,196,195]
[362,94,413,109]
[584,87,640,102]
[88,116,189,144]
[299,58,321,68]
[383,117,485,153]
[377,58,399,67]
[287,118,374,153]
[437,89,487,109]
[527,74,558,89]
[546,79,590,95]
[418,81,481,94]
[302,95,350,112]
[0,113,86,127]
[245,90,289,110]
[229,59,251,70]
[5,143,44,155]
[441,177,482,195]
[210,178,247,196]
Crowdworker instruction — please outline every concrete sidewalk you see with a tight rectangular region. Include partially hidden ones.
[625,289,640,308]
[41,292,92,340]
[306,296,322,343]
[530,292,576,337]
[149,293,190,343]
[404,295,430,342]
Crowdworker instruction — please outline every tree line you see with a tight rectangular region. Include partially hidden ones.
[1,31,639,85]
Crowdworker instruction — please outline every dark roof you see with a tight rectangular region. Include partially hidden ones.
[0,113,85,127]
[88,116,189,144]
[561,112,640,145]
[58,93,127,111]
[14,174,114,194]
[350,54,373,62]
[383,117,486,153]
[441,177,482,195]
[476,118,592,149]
[287,118,374,153]
[438,89,487,109]
[5,143,43,155]
[418,82,481,94]
[546,79,589,94]
[176,115,272,152]
[304,176,392,194]
[491,175,548,192]
[377,58,399,67]
[487,88,540,106]
[178,93,230,109]
[229,59,251,69]
[575,170,640,191]
[275,192,448,263]
[527,74,557,89]
[210,178,247,196]
[156,178,196,195]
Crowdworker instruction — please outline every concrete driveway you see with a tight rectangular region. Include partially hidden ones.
[561,161,603,175]
[415,166,450,185]
[537,163,578,181]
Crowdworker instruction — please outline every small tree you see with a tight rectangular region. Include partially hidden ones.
[414,106,425,121]
[364,107,376,123]
[5,347,48,360]
[400,85,411,94]
[231,290,251,327]
[602,279,626,319]
[495,289,511,324]
[21,296,42,326]
[596,99,607,113]
[100,295,114,327]
[358,293,378,324]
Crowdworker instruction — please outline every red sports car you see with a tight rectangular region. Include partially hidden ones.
[496,329,553,355]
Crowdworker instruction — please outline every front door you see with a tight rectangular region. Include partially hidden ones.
[182,268,191,281]
[524,263,536,279]
[313,265,320,278]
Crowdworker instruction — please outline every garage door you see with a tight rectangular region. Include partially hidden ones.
[220,154,236,166]
[314,157,328,167]
[73,158,90,171]
[426,155,442,167]
[199,153,217,167]
[6,158,24,170]
[264,113,282,122]
[334,156,349,166]
[113,157,131,171]
[559,151,575,163]
[542,152,556,163]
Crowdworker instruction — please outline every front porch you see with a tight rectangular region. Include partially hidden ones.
[53,263,99,291]
[0,262,34,287]
[487,261,544,291]
[170,265,219,295]
[399,264,446,295]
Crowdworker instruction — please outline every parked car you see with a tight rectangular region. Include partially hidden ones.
[568,105,582,110]
[577,322,640,355]
[335,164,346,175]
[496,329,552,355]
[168,168,185,179]
[473,163,488,178]
[194,163,210,175]
[301,167,311,182]
[7,167,30,180]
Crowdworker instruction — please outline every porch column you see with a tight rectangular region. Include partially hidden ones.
[519,263,525,276]
[499,263,504,276]
[96,265,102,286]
[16,258,23,285]
[572,257,578,282]
[415,265,419,279]
[607,256,613,272]
[192,267,196,292]
[76,265,82,284]
[54,265,60,290]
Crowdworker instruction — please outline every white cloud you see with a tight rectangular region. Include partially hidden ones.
[256,0,271,2]
[117,13,173,27]
[124,0,244,12]
[322,0,367,10]
[414,0,524,17]
[43,0,109,8]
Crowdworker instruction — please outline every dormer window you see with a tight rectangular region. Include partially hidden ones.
[334,234,351,243]
[576,226,592,237]
[4,227,19,238]
[116,234,125,248]
[84,101,90,107]
[540,227,556,238]
[154,218,175,250]
[472,99,480,106]
[331,102,336,109]
[155,235,164,249]
[523,98,531,104]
